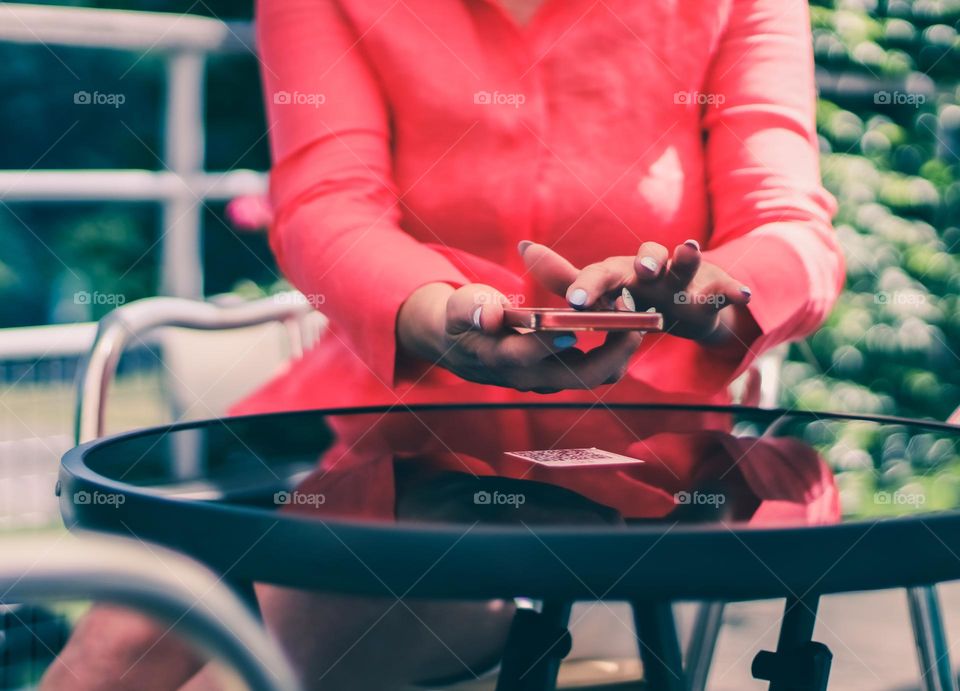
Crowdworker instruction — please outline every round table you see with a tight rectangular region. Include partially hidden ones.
[58,403,960,690]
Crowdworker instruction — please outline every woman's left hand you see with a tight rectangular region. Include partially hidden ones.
[521,240,752,342]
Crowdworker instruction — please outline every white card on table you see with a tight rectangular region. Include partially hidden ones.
[506,447,645,467]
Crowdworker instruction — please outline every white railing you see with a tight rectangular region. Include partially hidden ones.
[0,6,265,525]
[0,3,267,299]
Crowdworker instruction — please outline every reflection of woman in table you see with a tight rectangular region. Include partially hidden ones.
[295,409,842,530]
[44,0,845,688]
[264,410,840,689]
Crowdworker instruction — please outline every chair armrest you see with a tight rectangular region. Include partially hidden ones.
[756,344,788,409]
[0,532,300,691]
[730,344,788,408]
[75,292,316,443]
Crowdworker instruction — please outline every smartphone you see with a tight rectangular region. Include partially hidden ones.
[503,308,663,332]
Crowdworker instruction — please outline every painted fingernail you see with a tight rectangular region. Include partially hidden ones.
[639,256,660,273]
[569,288,588,306]
[472,306,483,329]
[517,240,533,256]
[683,239,701,251]
[739,286,752,299]
[621,287,636,312]
[553,334,577,349]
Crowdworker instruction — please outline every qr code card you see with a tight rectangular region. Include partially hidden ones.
[506,447,645,467]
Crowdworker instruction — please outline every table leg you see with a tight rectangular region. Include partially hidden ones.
[907,585,958,691]
[752,594,832,691]
[495,600,572,691]
[686,601,725,691]
[632,601,685,691]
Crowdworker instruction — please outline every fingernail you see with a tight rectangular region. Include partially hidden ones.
[683,239,701,251]
[569,288,588,306]
[739,286,752,299]
[639,256,659,273]
[472,306,483,329]
[621,287,636,312]
[553,334,577,349]
[517,240,533,256]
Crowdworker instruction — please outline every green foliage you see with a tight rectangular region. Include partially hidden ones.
[791,1,960,422]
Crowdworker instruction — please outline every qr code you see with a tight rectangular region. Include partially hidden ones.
[506,447,645,467]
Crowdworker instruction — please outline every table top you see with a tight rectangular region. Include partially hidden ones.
[59,404,960,601]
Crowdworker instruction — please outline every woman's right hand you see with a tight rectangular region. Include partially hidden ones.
[397,283,643,393]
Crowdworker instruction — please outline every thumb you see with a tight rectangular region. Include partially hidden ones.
[445,284,509,335]
[519,241,580,297]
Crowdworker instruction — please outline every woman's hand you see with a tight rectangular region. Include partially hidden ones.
[520,240,752,342]
[397,282,643,392]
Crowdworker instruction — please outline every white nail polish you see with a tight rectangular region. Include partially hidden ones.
[472,306,483,329]
[569,288,588,306]
[639,256,659,273]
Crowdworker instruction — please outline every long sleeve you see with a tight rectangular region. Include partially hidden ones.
[635,0,845,396]
[256,0,468,386]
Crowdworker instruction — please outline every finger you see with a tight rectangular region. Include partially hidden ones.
[519,241,580,297]
[538,331,644,389]
[481,330,580,369]
[446,284,508,335]
[565,257,635,310]
[668,240,701,287]
[703,279,752,311]
[615,287,636,312]
[465,346,587,393]
[634,242,669,281]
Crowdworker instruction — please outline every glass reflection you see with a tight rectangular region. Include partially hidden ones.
[81,406,960,528]
[276,407,839,529]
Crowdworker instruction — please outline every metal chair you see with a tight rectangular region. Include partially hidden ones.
[74,291,324,444]
[0,532,300,691]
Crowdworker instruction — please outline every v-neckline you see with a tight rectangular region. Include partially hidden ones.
[486,0,553,34]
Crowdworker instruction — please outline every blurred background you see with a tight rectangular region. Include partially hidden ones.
[0,0,959,687]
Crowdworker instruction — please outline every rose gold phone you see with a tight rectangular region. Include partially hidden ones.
[503,308,663,332]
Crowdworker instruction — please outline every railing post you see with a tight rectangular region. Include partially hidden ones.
[163,50,206,299]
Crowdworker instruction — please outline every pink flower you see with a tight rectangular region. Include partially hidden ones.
[226,194,274,232]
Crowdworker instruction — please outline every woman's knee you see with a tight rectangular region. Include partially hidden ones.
[40,605,203,691]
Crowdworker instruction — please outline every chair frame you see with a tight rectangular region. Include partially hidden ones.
[74,292,315,444]
[0,533,300,691]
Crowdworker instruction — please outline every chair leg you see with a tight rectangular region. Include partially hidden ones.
[907,585,958,691]
[685,602,725,691]
[632,601,685,691]
[496,600,572,691]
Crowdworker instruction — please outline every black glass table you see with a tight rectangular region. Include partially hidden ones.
[58,404,960,690]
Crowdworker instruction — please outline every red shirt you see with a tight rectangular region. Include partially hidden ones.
[235,0,845,415]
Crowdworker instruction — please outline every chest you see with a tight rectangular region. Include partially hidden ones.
[336,0,731,257]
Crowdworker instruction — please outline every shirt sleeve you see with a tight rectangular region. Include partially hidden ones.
[634,0,846,396]
[256,0,469,386]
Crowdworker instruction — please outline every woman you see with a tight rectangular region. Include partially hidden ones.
[230,0,843,415]
[42,0,844,688]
